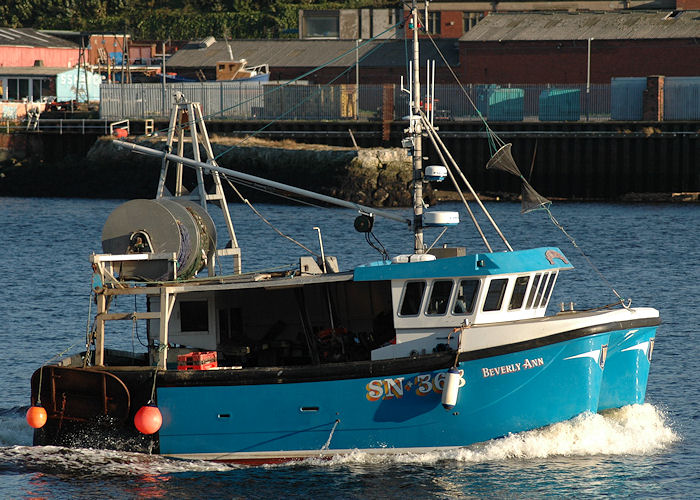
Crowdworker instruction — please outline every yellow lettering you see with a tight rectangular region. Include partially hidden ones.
[366,379,383,401]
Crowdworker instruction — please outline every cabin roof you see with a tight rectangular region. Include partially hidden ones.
[166,39,459,69]
[460,11,700,42]
[353,247,573,281]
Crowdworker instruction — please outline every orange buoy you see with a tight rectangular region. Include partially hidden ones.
[26,405,47,429]
[134,404,162,435]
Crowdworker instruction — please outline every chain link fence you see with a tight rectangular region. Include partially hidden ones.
[100,79,700,122]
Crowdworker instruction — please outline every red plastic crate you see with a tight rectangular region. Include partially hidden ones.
[178,361,217,371]
[177,351,217,370]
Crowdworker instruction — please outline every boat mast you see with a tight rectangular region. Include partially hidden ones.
[411,0,424,253]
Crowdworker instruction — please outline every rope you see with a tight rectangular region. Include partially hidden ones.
[84,286,94,367]
[365,231,389,261]
[35,339,84,403]
[544,207,630,308]
[148,368,158,405]
[36,366,43,406]
[132,314,137,360]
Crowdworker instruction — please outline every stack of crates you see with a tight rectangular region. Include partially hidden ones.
[177,351,218,370]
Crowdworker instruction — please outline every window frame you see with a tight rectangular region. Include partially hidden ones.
[539,271,558,309]
[425,279,454,316]
[525,273,542,309]
[427,11,441,35]
[452,278,480,315]
[304,13,340,38]
[508,275,530,310]
[398,280,427,317]
[534,272,551,309]
[482,278,509,312]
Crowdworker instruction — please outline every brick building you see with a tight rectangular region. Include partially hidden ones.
[459,11,700,84]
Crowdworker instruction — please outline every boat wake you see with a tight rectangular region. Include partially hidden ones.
[0,403,677,476]
[297,403,679,467]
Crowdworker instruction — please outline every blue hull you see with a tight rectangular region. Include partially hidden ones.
[157,332,610,458]
[598,326,656,410]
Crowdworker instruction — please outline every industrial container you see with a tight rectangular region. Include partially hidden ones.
[476,87,524,121]
[664,77,700,121]
[538,88,581,121]
[611,77,645,121]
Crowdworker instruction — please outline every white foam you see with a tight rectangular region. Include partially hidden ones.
[0,404,678,473]
[0,445,235,475]
[297,403,679,467]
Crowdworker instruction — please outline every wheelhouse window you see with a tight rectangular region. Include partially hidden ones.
[483,278,508,312]
[509,276,530,310]
[539,272,557,308]
[534,273,551,308]
[426,280,453,315]
[453,279,479,314]
[399,281,426,316]
[526,273,542,309]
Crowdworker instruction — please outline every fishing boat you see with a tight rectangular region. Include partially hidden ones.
[27,2,659,464]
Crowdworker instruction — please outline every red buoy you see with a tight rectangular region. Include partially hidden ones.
[134,404,162,435]
[26,405,47,429]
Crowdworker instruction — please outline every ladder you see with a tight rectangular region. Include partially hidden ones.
[156,94,242,275]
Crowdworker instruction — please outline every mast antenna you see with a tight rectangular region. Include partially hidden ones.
[410,0,424,253]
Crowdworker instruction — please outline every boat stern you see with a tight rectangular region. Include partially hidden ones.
[598,307,659,410]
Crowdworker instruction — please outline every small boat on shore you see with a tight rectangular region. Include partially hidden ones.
[27,2,658,463]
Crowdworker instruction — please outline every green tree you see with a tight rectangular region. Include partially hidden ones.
[0,0,398,39]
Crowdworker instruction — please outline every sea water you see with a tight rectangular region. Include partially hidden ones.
[0,197,697,498]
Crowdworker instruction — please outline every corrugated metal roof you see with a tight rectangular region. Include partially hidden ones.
[460,11,700,41]
[0,27,77,48]
[0,66,68,76]
[167,39,458,69]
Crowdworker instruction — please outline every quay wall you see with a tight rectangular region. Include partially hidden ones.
[0,120,697,202]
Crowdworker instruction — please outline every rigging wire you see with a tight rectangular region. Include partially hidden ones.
[420,113,493,252]
[366,231,390,261]
[227,174,328,208]
[223,176,320,257]
[136,20,407,143]
[133,294,149,348]
[411,11,628,305]
[420,111,513,251]
[413,11,506,155]
[225,175,328,210]
[544,207,630,308]
[211,30,402,162]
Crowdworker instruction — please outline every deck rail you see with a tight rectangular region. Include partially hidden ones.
[1,118,115,135]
